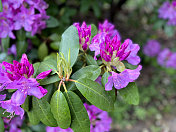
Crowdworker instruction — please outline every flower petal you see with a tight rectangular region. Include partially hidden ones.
[27,86,47,99]
[11,90,27,106]
[36,69,52,79]
[105,75,113,91]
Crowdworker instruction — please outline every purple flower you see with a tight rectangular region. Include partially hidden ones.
[0,94,6,101]
[46,126,73,132]
[99,19,121,39]
[157,48,171,67]
[3,116,23,132]
[14,6,35,32]
[105,65,142,91]
[0,0,49,38]
[158,1,176,26]
[73,22,91,51]
[143,40,161,57]
[166,53,176,69]
[84,103,112,132]
[8,44,17,56]
[89,32,107,60]
[36,69,52,79]
[0,100,24,119]
[125,39,141,65]
[6,77,47,106]
[3,54,34,81]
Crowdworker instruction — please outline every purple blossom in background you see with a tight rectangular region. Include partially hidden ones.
[143,40,161,57]
[46,103,112,132]
[0,94,6,101]
[8,44,17,56]
[84,103,112,132]
[3,116,23,132]
[74,22,91,51]
[0,54,51,118]
[0,0,49,38]
[158,1,176,26]
[105,65,142,91]
[157,48,171,67]
[166,53,176,69]
[99,19,121,39]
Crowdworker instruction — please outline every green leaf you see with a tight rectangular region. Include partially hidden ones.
[50,41,60,50]
[85,54,98,66]
[17,40,27,59]
[119,82,139,105]
[0,53,7,63]
[71,65,101,81]
[64,91,90,132]
[43,84,55,102]
[0,0,2,12]
[51,91,71,129]
[27,110,40,125]
[164,25,175,37]
[0,117,4,132]
[38,43,48,61]
[46,16,59,28]
[33,97,57,127]
[90,24,97,40]
[21,96,29,112]
[60,25,79,67]
[1,36,10,52]
[75,78,114,111]
[38,59,57,75]
[39,74,60,85]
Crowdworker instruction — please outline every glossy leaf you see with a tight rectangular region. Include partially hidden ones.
[75,78,114,112]
[0,0,2,12]
[1,37,10,52]
[38,43,48,61]
[71,65,101,81]
[0,117,4,132]
[119,82,139,105]
[46,16,59,28]
[33,97,57,127]
[51,91,71,129]
[85,54,98,65]
[64,91,90,132]
[21,96,29,112]
[33,62,40,77]
[101,72,111,87]
[27,110,40,125]
[39,74,60,85]
[59,25,79,67]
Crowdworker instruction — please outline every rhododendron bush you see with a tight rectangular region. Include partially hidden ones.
[1,0,176,131]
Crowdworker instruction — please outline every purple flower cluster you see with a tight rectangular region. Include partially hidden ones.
[74,22,91,51]
[89,20,142,91]
[3,116,23,132]
[158,1,176,26]
[0,54,51,118]
[143,40,161,57]
[46,103,112,132]
[157,48,176,69]
[0,0,49,39]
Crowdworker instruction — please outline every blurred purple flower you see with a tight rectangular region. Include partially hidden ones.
[84,103,112,132]
[0,0,49,38]
[157,48,171,67]
[99,19,121,39]
[166,53,176,68]
[74,22,91,51]
[143,40,161,57]
[105,65,142,91]
[0,94,6,101]
[8,44,17,56]
[158,1,176,26]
